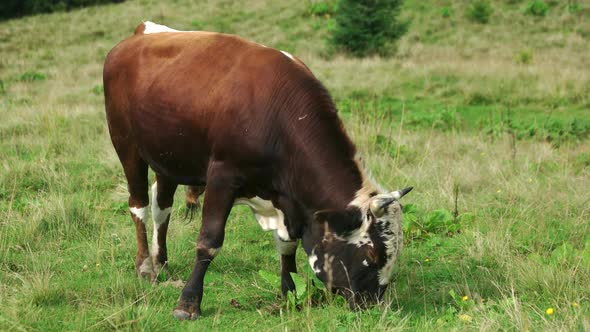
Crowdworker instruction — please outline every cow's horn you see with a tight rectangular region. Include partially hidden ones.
[370,196,395,217]
[392,186,413,199]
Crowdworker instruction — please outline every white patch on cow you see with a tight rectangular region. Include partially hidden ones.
[130,206,148,223]
[344,164,382,247]
[273,231,298,255]
[234,196,290,241]
[347,157,404,285]
[362,259,369,267]
[376,202,404,285]
[391,190,403,200]
[142,21,181,34]
[346,220,374,248]
[308,249,321,274]
[150,182,172,261]
[280,50,294,60]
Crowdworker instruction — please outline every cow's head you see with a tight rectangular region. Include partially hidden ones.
[303,187,412,309]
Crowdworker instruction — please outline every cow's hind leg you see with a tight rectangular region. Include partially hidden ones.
[151,175,178,274]
[123,157,155,280]
[274,231,298,295]
[173,161,239,320]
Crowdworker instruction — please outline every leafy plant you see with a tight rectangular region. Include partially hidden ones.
[441,6,452,18]
[190,20,203,29]
[258,266,327,309]
[307,0,336,17]
[573,152,590,171]
[330,0,408,57]
[567,1,582,14]
[92,84,104,95]
[402,203,420,235]
[448,289,476,311]
[406,108,460,131]
[516,49,533,64]
[19,71,47,82]
[424,209,460,234]
[523,0,549,17]
[287,273,308,308]
[258,269,281,289]
[403,204,470,240]
[466,0,493,24]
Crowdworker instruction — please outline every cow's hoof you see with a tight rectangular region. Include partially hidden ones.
[137,257,157,283]
[173,309,199,320]
[174,299,200,320]
[139,271,156,282]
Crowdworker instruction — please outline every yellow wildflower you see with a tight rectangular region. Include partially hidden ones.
[462,295,469,301]
[572,302,579,308]
[425,258,430,262]
[546,308,554,315]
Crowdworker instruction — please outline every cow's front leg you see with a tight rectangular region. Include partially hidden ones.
[173,162,238,320]
[274,231,298,295]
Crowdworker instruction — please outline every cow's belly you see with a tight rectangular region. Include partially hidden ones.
[131,116,211,184]
[234,196,291,241]
[144,151,209,185]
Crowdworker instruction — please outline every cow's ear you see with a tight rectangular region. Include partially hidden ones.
[314,208,363,235]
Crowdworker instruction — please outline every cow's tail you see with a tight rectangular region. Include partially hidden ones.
[184,185,205,222]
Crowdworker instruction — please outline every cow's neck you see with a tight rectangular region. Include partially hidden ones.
[282,122,380,212]
[273,76,381,213]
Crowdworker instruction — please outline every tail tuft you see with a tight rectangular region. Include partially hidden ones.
[134,22,146,35]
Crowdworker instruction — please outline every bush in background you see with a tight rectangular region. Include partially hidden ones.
[440,6,452,18]
[466,0,493,24]
[523,0,549,17]
[0,0,125,21]
[307,0,337,17]
[329,0,408,57]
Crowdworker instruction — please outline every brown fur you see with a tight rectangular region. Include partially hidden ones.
[104,23,375,319]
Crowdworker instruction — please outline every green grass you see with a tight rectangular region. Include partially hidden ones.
[1,0,589,330]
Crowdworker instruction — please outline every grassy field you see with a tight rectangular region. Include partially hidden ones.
[1,0,589,330]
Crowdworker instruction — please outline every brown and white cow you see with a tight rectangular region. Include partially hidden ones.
[103,21,412,320]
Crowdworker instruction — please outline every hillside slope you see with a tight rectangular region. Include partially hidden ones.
[0,1,589,331]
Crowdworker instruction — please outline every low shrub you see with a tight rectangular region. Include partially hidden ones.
[441,6,452,18]
[516,49,533,64]
[307,1,336,17]
[0,0,125,21]
[523,0,549,17]
[19,71,47,82]
[329,0,408,57]
[466,0,493,24]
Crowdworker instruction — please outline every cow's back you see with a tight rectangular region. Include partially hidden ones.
[104,26,309,184]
